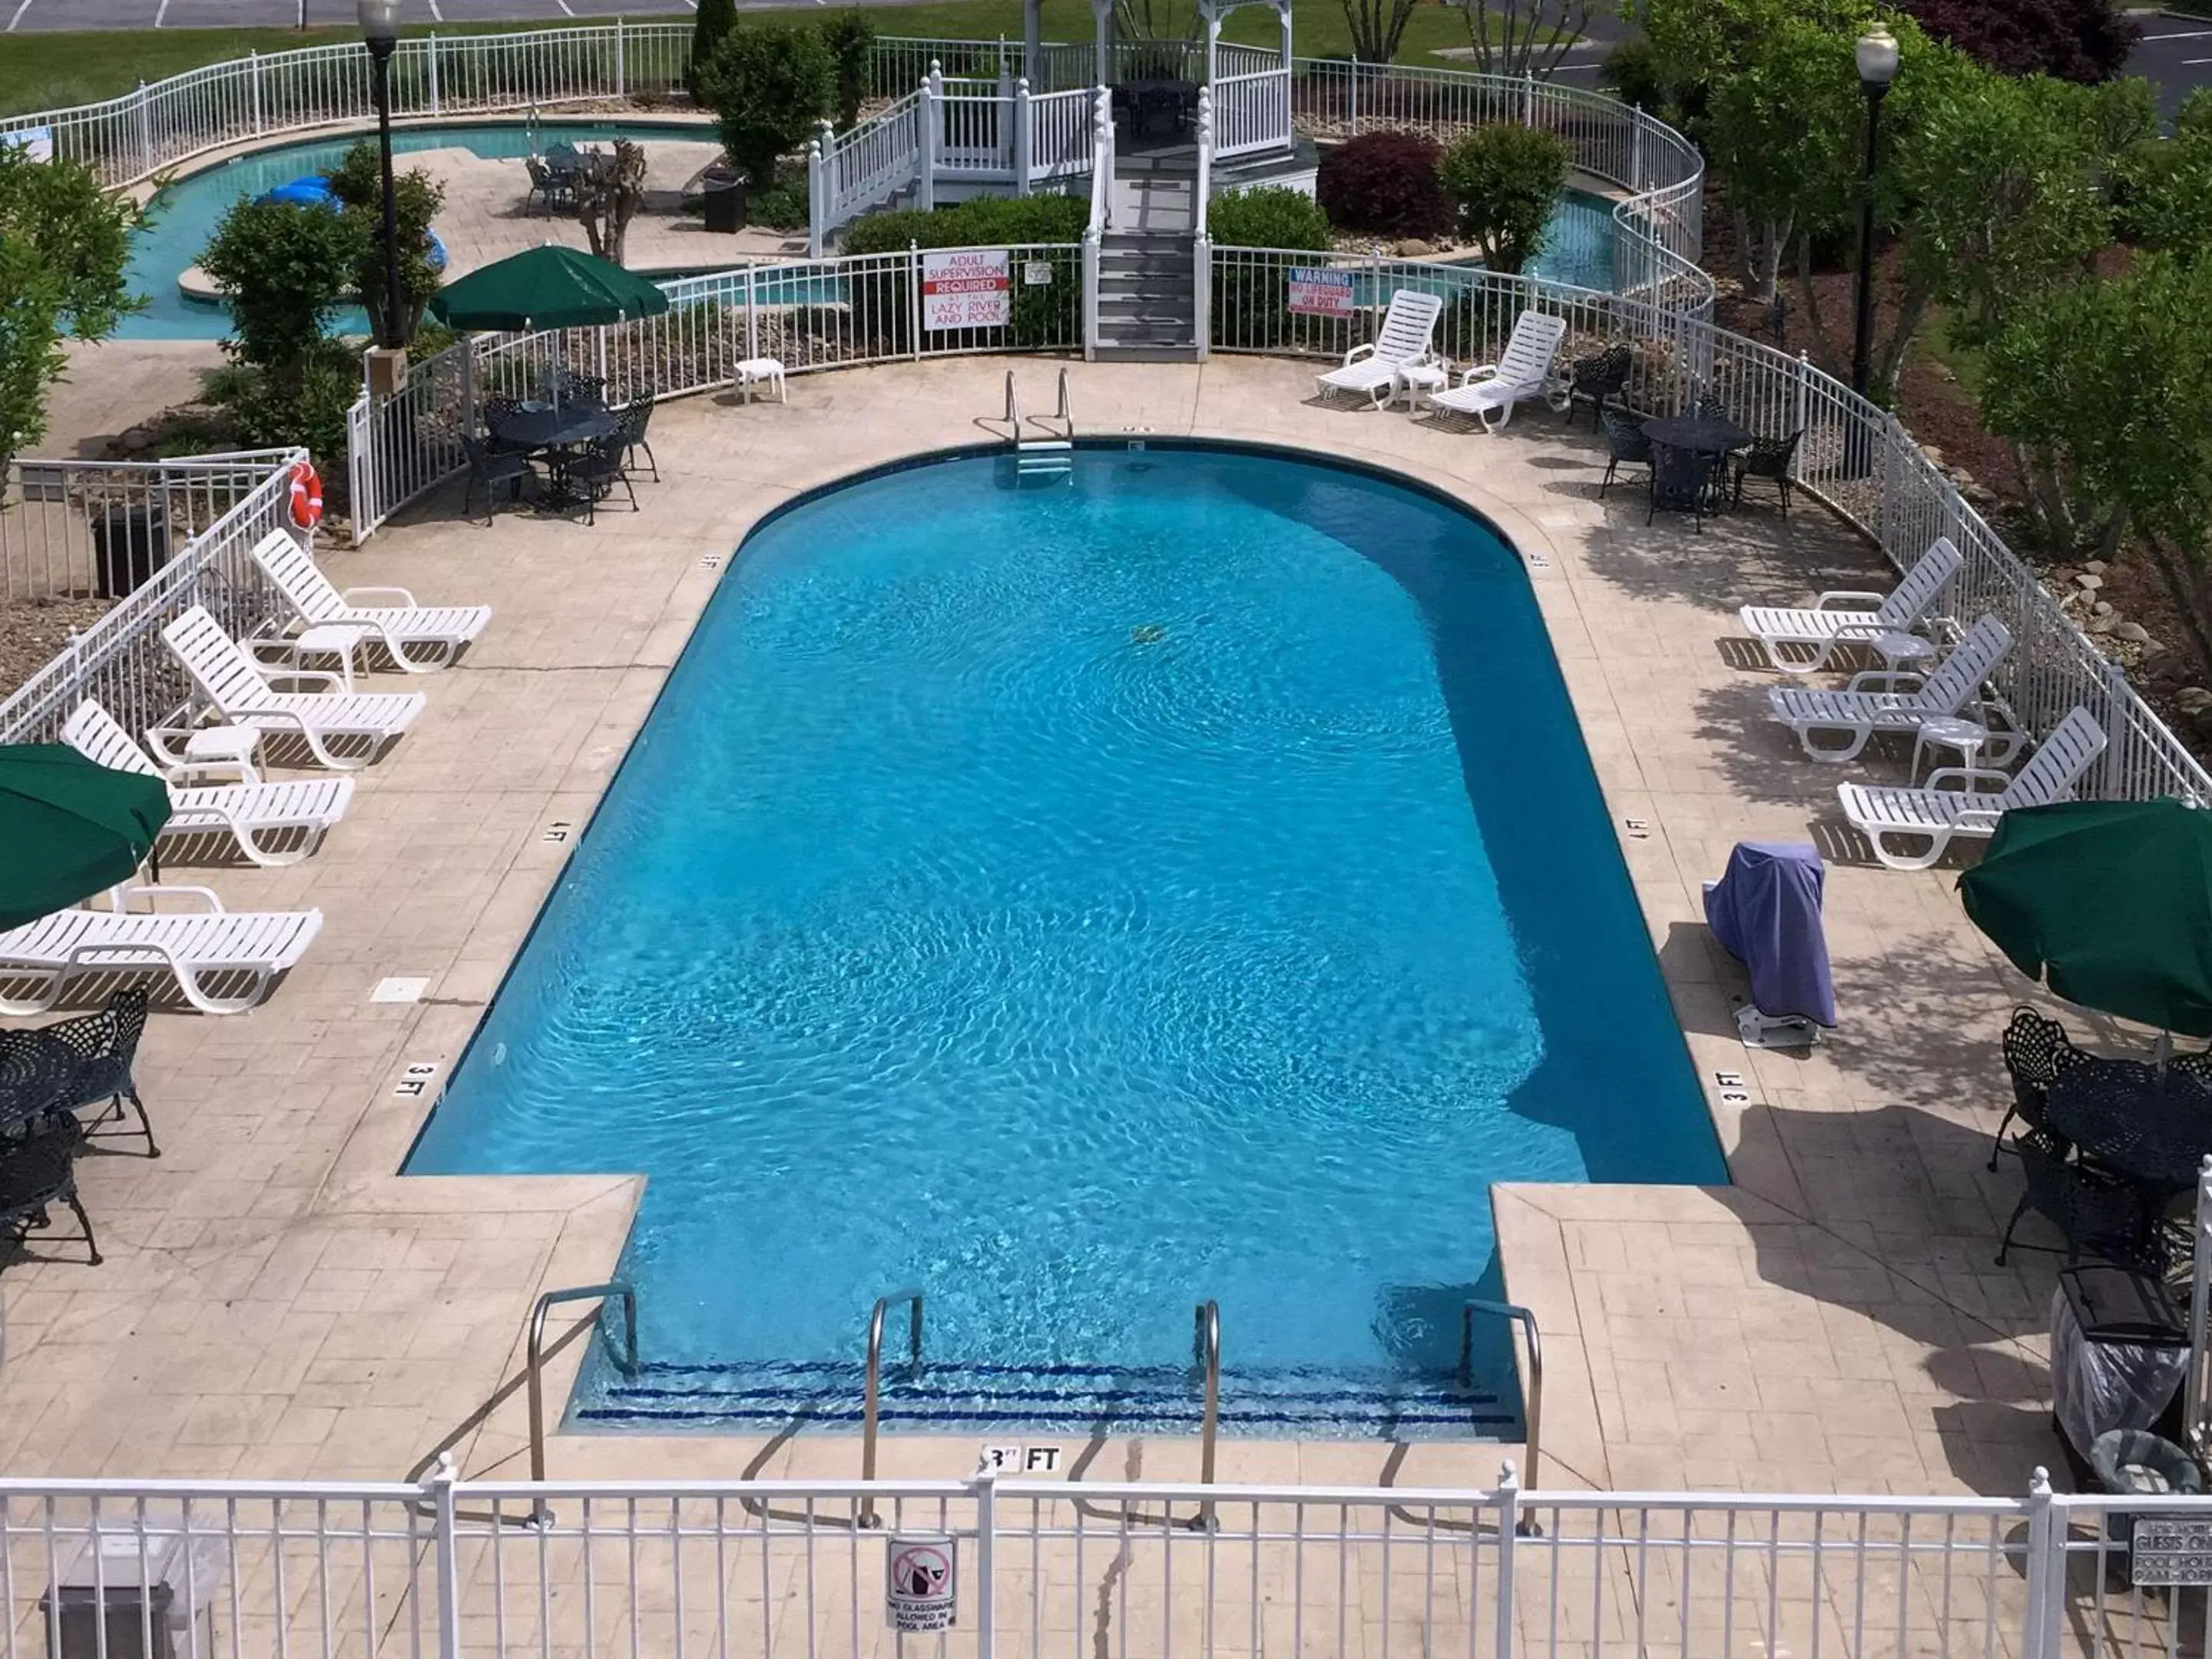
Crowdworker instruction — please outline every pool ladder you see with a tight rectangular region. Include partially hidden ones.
[522,1280,639,1526]
[1006,368,1075,482]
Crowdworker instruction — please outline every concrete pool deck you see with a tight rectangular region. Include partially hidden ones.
[0,353,2091,1501]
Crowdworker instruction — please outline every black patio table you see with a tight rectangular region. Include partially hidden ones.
[488,402,618,510]
[2045,1058,2212,1194]
[1641,414,1753,458]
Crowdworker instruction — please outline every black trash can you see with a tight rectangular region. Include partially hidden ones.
[87,505,170,600]
[702,168,748,233]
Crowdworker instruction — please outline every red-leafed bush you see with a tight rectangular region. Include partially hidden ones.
[1316,131,1454,240]
[1899,0,2137,84]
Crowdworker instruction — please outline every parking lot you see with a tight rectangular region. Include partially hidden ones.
[8,0,684,28]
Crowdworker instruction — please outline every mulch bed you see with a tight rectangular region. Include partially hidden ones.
[0,595,116,707]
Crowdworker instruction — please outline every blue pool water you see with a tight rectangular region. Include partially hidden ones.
[406,443,1724,1437]
[118,120,717,339]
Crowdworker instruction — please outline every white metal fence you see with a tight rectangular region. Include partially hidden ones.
[1207,245,2210,806]
[0,22,691,190]
[348,245,1085,543]
[1,1469,2206,1659]
[0,452,304,746]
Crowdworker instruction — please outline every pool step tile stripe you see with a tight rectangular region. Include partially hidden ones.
[579,1359,1515,1439]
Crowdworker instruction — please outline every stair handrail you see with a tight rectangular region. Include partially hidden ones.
[525,1281,638,1525]
[1055,366,1074,429]
[1003,368,1024,436]
[1194,84,1213,239]
[859,1288,926,1526]
[1191,1299,1220,1531]
[1088,83,1114,236]
[1462,1298,1543,1517]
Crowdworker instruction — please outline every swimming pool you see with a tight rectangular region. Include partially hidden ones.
[118,119,716,339]
[406,442,1724,1438]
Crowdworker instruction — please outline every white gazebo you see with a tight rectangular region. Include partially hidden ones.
[1016,0,1295,157]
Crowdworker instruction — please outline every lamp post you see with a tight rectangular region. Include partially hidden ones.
[1849,25,1899,402]
[359,0,406,369]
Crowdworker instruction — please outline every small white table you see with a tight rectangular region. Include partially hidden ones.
[180,725,264,786]
[733,358,787,405]
[1912,715,1990,781]
[1869,629,1937,677]
[253,624,369,691]
[1392,360,1451,410]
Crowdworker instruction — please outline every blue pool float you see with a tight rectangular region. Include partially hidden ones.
[260,175,336,208]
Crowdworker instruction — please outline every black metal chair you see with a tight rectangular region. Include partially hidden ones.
[0,1120,100,1264]
[481,396,524,452]
[1996,1130,2157,1270]
[550,368,608,409]
[1566,345,1633,430]
[0,1028,75,1138]
[524,157,568,216]
[565,432,637,525]
[1733,428,1805,518]
[1646,439,1719,531]
[41,986,155,1157]
[462,434,537,525]
[1598,405,1652,498]
[1693,390,1736,422]
[614,397,659,483]
[1993,1005,2089,1170]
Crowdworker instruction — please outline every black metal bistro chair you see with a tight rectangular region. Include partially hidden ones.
[0,1119,101,1264]
[1993,1005,2090,1170]
[1733,429,1806,518]
[41,986,155,1156]
[1996,1130,2158,1272]
[549,367,608,410]
[565,432,638,525]
[0,1028,75,1138]
[524,156,573,216]
[1646,439,1720,531]
[1598,405,1652,499]
[614,396,660,484]
[462,433,538,525]
[1565,345,1634,430]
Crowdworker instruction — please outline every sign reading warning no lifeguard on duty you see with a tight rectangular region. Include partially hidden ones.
[922,250,1012,331]
[886,1535,958,1631]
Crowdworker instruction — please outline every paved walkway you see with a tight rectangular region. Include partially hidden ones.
[0,354,2094,1504]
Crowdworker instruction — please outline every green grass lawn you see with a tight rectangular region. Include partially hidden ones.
[0,1,1488,118]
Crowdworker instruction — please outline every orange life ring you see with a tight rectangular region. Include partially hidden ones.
[290,462,324,530]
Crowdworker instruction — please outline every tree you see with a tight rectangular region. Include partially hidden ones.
[1634,0,1869,114]
[0,144,141,472]
[698,22,837,188]
[2118,89,2212,264]
[324,141,446,349]
[1897,0,2137,84]
[689,0,737,98]
[1984,257,2212,654]
[198,197,366,463]
[571,140,649,267]
[1339,0,1420,65]
[819,10,876,131]
[1459,0,1598,79]
[1437,124,1571,272]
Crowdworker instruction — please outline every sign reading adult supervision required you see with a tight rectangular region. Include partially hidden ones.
[886,1535,958,1631]
[1287,267,1355,318]
[922,250,1012,330]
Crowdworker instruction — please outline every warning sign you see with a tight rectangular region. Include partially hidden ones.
[922,249,1012,330]
[1287,267,1355,318]
[886,1535,957,1631]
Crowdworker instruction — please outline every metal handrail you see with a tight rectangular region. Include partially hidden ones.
[859,1289,926,1526]
[1192,1300,1220,1530]
[1462,1299,1541,1528]
[525,1281,637,1523]
[1003,368,1023,433]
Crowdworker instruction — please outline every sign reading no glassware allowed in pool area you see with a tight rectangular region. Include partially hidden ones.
[1288,267,1355,318]
[922,250,1012,331]
[886,1535,958,1631]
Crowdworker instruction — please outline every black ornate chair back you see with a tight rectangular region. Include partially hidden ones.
[1992,1005,2086,1167]
[1568,345,1634,429]
[0,1120,100,1263]
[1598,406,1651,498]
[41,986,155,1155]
[1998,1130,2152,1270]
[1646,440,1717,530]
[0,1031,75,1140]
[1734,428,1806,518]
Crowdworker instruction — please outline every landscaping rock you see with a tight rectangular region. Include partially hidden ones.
[1394,239,1435,257]
[2088,614,2117,634]
[2084,559,2108,575]
[2116,621,2155,648]
[2075,572,2103,592]
[2175,686,2212,714]
[2094,601,2115,617]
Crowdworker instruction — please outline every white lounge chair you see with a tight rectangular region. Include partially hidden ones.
[1422,311,1568,432]
[1740,537,1964,675]
[1838,707,2106,871]
[1767,614,2015,764]
[1313,290,1445,409]
[0,889,323,1016]
[248,529,491,672]
[61,699,354,869]
[162,605,425,771]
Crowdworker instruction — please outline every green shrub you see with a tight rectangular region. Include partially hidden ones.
[699,22,836,187]
[748,175,810,232]
[688,0,737,98]
[820,10,877,131]
[1598,39,1667,114]
[1206,187,1330,347]
[325,141,446,348]
[1204,185,1331,250]
[1437,125,1571,274]
[839,196,1085,351]
[200,196,366,389]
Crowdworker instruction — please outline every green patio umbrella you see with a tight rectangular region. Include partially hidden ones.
[0,745,171,932]
[428,245,671,332]
[1959,797,2212,1038]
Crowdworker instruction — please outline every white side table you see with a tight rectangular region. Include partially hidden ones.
[181,725,264,786]
[733,358,787,404]
[1912,715,1989,781]
[1869,629,1937,677]
[256,625,367,692]
[1392,360,1450,411]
